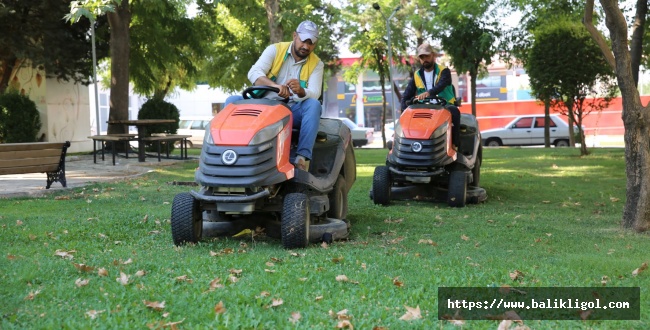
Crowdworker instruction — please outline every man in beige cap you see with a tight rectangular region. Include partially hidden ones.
[401,43,461,149]
[223,20,324,171]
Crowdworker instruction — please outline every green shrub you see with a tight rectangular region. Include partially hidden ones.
[0,91,42,143]
[137,98,180,151]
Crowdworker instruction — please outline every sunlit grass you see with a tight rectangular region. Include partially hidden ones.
[0,147,647,329]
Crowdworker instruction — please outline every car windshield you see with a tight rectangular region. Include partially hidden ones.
[341,118,358,129]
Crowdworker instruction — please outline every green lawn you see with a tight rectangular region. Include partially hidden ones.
[1,147,648,329]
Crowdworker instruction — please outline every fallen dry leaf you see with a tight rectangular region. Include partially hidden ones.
[418,239,437,246]
[264,269,276,273]
[228,276,239,283]
[509,270,524,281]
[206,278,224,292]
[336,320,354,329]
[98,268,108,277]
[175,275,193,283]
[214,301,226,314]
[335,275,349,282]
[332,256,344,263]
[315,295,323,301]
[289,311,301,323]
[265,262,274,267]
[329,309,351,320]
[54,249,76,260]
[632,262,648,276]
[143,300,165,311]
[460,234,469,241]
[135,270,146,277]
[24,290,41,300]
[392,276,404,287]
[229,269,243,276]
[321,241,329,249]
[399,305,422,321]
[271,298,283,307]
[7,254,17,260]
[116,272,130,285]
[85,309,105,319]
[16,220,23,226]
[121,258,133,265]
[73,263,95,273]
[75,278,90,287]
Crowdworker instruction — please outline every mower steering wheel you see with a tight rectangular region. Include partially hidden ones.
[242,86,280,99]
[411,96,447,106]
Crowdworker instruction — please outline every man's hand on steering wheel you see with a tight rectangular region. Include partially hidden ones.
[274,83,291,98]
[415,91,430,101]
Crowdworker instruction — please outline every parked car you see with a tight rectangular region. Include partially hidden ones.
[481,114,572,147]
[177,116,214,148]
[334,118,375,147]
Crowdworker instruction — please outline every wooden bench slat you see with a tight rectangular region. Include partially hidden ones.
[0,156,61,169]
[0,148,63,161]
[0,142,65,153]
[0,164,59,175]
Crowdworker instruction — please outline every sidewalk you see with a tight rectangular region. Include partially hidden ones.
[0,153,190,199]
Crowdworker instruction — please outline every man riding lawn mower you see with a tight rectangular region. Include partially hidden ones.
[171,86,357,249]
[371,96,487,207]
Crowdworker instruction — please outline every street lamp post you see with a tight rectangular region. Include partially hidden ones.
[373,3,401,122]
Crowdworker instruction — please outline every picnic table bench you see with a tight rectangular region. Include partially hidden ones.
[142,134,191,161]
[0,141,70,189]
[87,134,137,165]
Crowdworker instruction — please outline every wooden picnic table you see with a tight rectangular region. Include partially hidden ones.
[108,119,175,162]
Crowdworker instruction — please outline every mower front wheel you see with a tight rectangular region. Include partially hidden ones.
[281,193,310,249]
[447,171,467,207]
[171,192,202,245]
[372,166,392,205]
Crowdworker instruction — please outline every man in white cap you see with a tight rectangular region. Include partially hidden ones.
[401,43,461,149]
[224,20,324,171]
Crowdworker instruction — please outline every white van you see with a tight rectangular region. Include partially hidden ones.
[177,116,214,148]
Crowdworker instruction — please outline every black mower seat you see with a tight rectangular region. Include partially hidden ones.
[291,128,327,144]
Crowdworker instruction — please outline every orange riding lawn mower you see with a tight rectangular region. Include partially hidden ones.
[171,86,356,249]
[371,97,487,207]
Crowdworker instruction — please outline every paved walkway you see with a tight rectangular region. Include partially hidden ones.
[0,153,189,199]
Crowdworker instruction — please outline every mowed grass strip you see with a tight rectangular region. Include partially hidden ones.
[1,147,648,329]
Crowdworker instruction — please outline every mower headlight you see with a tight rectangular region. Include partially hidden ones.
[204,125,214,145]
[394,122,404,138]
[430,121,448,139]
[249,116,290,145]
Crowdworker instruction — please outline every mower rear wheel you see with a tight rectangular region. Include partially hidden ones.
[327,175,348,220]
[372,166,392,205]
[171,192,202,245]
[447,171,467,207]
[281,193,310,249]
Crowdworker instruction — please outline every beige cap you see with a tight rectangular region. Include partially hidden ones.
[417,43,437,56]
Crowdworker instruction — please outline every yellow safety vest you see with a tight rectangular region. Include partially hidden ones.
[268,42,320,88]
[413,64,456,104]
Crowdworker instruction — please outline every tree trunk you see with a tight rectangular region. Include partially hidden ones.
[264,0,283,44]
[375,48,388,149]
[106,0,131,136]
[544,98,551,148]
[629,0,647,86]
[470,68,477,117]
[588,0,650,232]
[567,106,576,146]
[0,56,18,94]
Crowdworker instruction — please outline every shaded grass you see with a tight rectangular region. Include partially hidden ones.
[1,147,648,329]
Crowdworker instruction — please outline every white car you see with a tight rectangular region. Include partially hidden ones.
[177,116,214,148]
[334,118,375,147]
[481,114,571,147]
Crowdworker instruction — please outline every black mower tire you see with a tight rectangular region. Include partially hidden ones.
[372,166,392,205]
[281,193,310,249]
[171,192,202,245]
[327,175,348,220]
[447,171,467,207]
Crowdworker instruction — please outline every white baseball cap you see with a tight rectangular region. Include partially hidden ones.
[296,20,319,43]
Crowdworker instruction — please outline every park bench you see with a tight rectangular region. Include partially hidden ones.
[0,141,70,189]
[141,134,191,161]
[87,134,137,165]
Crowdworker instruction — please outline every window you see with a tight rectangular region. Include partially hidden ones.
[190,120,205,130]
[534,117,557,128]
[513,117,533,128]
[179,120,192,129]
